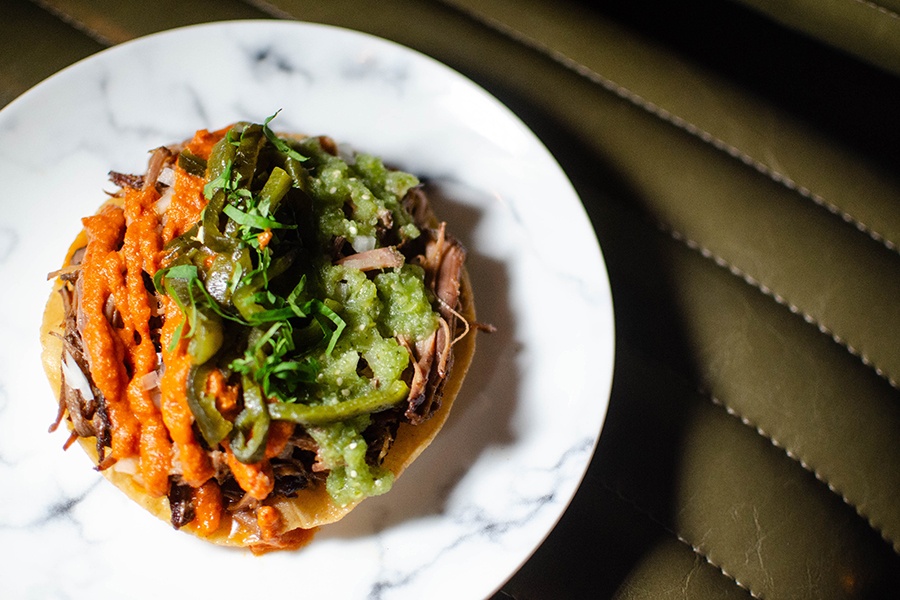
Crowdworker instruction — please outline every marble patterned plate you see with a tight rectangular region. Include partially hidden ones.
[0,21,614,599]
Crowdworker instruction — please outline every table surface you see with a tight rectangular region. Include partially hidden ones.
[3,1,900,598]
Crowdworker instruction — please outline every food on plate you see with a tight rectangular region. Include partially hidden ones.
[41,115,476,552]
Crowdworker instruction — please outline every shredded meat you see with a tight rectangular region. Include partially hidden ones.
[108,171,144,190]
[52,262,113,462]
[401,187,431,230]
[271,456,315,497]
[397,193,469,425]
[433,240,466,322]
[108,146,176,193]
[168,478,196,529]
[364,408,403,465]
[400,333,435,422]
[142,146,175,192]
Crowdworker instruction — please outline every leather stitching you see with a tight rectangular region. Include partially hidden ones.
[664,225,900,391]
[852,0,900,20]
[599,480,760,599]
[705,389,900,554]
[25,0,116,46]
[239,0,295,20]
[438,0,899,256]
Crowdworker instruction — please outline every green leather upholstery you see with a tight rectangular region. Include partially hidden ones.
[4,1,899,597]
[732,0,900,77]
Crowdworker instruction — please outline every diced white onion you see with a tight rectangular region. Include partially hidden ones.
[141,370,160,391]
[351,235,376,253]
[157,167,176,187]
[149,388,161,410]
[61,351,94,400]
[112,457,138,475]
[154,185,175,215]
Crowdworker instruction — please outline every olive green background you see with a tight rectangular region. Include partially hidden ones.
[5,1,900,598]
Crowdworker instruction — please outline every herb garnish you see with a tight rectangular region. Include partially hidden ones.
[263,110,308,163]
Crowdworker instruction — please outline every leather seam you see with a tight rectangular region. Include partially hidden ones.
[664,225,900,391]
[599,479,760,599]
[25,0,116,47]
[437,0,899,256]
[238,0,295,20]
[704,389,900,555]
[852,0,900,20]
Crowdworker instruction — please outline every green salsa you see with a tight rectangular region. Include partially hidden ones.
[297,137,421,247]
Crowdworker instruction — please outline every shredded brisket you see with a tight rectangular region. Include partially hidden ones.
[52,252,113,463]
[168,479,196,529]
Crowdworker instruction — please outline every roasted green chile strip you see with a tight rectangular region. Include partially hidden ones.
[202,190,241,253]
[177,149,207,178]
[232,123,264,187]
[230,375,271,464]
[187,363,233,446]
[268,380,410,426]
[257,166,292,216]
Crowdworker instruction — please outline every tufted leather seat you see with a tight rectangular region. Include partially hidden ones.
[4,0,899,597]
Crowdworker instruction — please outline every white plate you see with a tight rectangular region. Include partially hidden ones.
[0,21,613,599]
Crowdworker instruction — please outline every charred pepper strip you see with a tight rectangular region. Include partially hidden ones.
[230,375,272,464]
[200,132,244,252]
[154,264,224,362]
[187,363,233,446]
[205,130,236,192]
[268,380,409,426]
[233,123,264,187]
[177,149,207,178]
[258,167,292,215]
[202,190,241,253]
[231,253,298,323]
[186,310,224,366]
[203,248,249,306]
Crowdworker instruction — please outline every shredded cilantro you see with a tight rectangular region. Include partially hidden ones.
[263,110,308,163]
[222,204,295,231]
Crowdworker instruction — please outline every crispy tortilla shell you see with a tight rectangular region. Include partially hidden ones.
[40,213,476,550]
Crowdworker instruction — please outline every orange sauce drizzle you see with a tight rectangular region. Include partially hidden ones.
[122,184,172,497]
[191,479,223,537]
[206,367,239,418]
[222,419,295,502]
[78,129,226,484]
[186,126,230,159]
[265,420,295,459]
[77,126,314,547]
[80,205,140,459]
[224,447,275,501]
[256,505,282,540]
[161,167,207,244]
